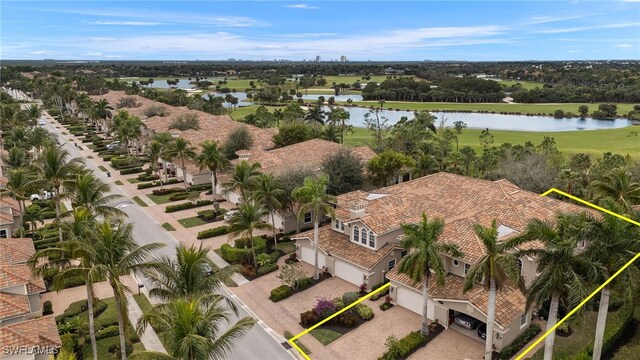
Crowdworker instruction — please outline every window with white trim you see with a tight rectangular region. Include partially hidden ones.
[388,259,396,271]
[516,258,523,274]
[361,228,367,245]
[334,219,341,230]
[369,232,375,248]
[520,314,528,328]
[401,250,408,257]
[353,226,359,242]
[304,212,312,223]
[464,263,471,275]
[340,222,345,231]
[0,229,7,238]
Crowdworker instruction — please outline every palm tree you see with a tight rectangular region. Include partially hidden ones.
[131,294,255,360]
[147,141,163,182]
[164,137,196,189]
[463,220,524,359]
[28,145,83,242]
[29,126,53,158]
[153,132,174,187]
[223,161,261,202]
[590,167,640,212]
[516,212,597,360]
[64,173,125,219]
[88,221,164,360]
[143,244,238,307]
[4,146,27,168]
[585,199,640,360]
[398,213,463,336]
[25,104,42,125]
[196,140,229,203]
[252,173,284,245]
[227,200,272,266]
[304,105,325,125]
[90,99,113,132]
[292,175,336,280]
[2,168,32,231]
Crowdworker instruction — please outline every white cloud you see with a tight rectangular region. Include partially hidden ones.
[30,50,52,55]
[90,37,116,42]
[521,15,583,25]
[615,43,634,48]
[281,33,337,38]
[286,4,319,9]
[83,52,103,56]
[539,22,640,33]
[568,50,581,53]
[88,20,165,26]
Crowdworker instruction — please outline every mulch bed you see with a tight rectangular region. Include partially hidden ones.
[399,324,445,360]
[302,313,372,335]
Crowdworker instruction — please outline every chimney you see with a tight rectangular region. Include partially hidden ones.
[350,202,366,220]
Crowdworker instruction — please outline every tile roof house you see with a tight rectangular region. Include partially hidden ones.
[0,198,22,239]
[0,238,60,357]
[292,172,592,350]
[219,139,376,233]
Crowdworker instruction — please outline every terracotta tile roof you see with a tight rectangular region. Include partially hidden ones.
[292,225,400,270]
[0,238,35,264]
[0,212,14,224]
[0,197,21,214]
[0,264,46,294]
[387,268,526,328]
[335,172,594,263]
[0,176,7,188]
[0,292,31,320]
[0,315,61,350]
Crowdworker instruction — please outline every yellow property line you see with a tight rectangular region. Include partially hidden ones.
[289,282,391,359]
[515,188,640,360]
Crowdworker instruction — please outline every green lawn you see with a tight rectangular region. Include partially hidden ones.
[496,79,544,90]
[309,328,343,345]
[132,196,148,207]
[146,190,183,205]
[284,330,311,355]
[114,180,124,185]
[98,165,109,172]
[318,75,391,88]
[132,294,172,351]
[345,101,636,115]
[162,222,176,231]
[127,177,141,184]
[275,241,296,254]
[177,216,209,228]
[229,104,283,121]
[344,126,640,158]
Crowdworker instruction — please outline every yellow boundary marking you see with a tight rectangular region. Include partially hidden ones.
[288,283,391,359]
[515,188,640,359]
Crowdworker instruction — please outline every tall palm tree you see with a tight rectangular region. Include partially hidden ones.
[585,199,640,360]
[25,104,42,126]
[196,140,229,203]
[227,200,273,266]
[63,173,125,219]
[398,213,463,336]
[143,244,238,309]
[89,99,113,132]
[252,173,284,244]
[463,220,524,359]
[28,145,83,242]
[153,132,174,186]
[4,146,27,169]
[29,126,52,158]
[590,167,640,212]
[131,294,255,360]
[516,212,597,360]
[2,168,32,231]
[147,141,163,181]
[88,221,164,360]
[292,175,336,280]
[29,208,99,360]
[164,137,196,189]
[223,161,261,202]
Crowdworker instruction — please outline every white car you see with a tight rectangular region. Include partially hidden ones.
[224,210,239,222]
[30,191,55,201]
[106,141,121,150]
[38,120,46,126]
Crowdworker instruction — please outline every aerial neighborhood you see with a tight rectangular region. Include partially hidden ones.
[1,2,640,359]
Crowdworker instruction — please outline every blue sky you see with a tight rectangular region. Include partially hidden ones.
[1,1,639,61]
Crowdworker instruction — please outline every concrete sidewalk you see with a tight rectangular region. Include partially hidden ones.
[126,293,167,353]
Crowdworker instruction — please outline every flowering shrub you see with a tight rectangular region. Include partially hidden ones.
[314,297,337,320]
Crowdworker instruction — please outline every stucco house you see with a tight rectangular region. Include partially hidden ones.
[0,198,23,239]
[218,139,376,233]
[293,172,591,349]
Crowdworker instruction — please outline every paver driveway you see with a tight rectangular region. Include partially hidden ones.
[409,328,484,360]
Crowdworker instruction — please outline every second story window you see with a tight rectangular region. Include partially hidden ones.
[464,263,471,275]
[304,212,312,223]
[361,228,368,245]
[369,232,375,248]
[516,258,523,274]
[353,226,359,242]
[334,219,341,230]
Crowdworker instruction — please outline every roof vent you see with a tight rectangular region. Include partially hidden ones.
[350,202,366,220]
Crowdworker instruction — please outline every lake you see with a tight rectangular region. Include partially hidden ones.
[321,106,633,131]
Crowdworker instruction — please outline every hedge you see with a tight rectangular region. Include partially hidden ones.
[189,183,213,191]
[120,167,144,175]
[220,238,267,263]
[95,325,120,340]
[43,210,57,219]
[197,225,229,239]
[579,301,635,358]
[499,324,541,360]
[257,264,279,276]
[152,187,185,196]
[137,174,160,182]
[169,192,189,201]
[137,178,180,189]
[270,285,294,302]
[34,237,59,250]
[165,200,214,213]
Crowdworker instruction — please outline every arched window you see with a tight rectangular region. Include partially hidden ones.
[353,226,359,242]
[361,228,367,244]
[516,258,523,274]
[369,232,375,248]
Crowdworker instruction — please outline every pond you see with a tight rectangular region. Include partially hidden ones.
[321,106,632,131]
[301,94,364,102]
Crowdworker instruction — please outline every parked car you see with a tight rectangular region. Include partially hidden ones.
[203,263,214,277]
[106,141,121,150]
[454,313,479,330]
[224,210,239,222]
[30,191,55,201]
[38,119,46,126]
[478,323,487,339]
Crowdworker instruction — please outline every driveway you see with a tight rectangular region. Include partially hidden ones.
[410,328,484,360]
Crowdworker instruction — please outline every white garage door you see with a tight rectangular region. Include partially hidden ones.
[300,246,325,269]
[334,261,364,287]
[396,286,427,316]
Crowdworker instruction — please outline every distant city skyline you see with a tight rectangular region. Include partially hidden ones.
[1,1,639,61]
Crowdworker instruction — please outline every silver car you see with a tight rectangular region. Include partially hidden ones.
[224,210,239,222]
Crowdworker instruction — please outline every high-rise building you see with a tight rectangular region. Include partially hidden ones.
[315,55,321,62]
[340,55,348,62]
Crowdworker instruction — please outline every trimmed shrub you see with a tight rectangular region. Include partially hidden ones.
[314,298,337,319]
[152,187,185,196]
[396,331,426,357]
[42,210,57,219]
[342,292,359,306]
[336,311,359,328]
[169,192,189,201]
[43,301,53,315]
[257,264,279,276]
[196,225,229,239]
[189,183,213,191]
[137,173,160,181]
[95,325,120,340]
[220,244,246,263]
[499,324,541,360]
[119,167,143,175]
[55,300,87,323]
[333,297,345,310]
[137,178,180,189]
[355,304,374,320]
[270,285,293,302]
[165,200,214,213]
[300,309,320,327]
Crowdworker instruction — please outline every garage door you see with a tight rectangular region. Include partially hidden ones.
[396,286,428,316]
[334,261,364,287]
[300,246,325,269]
